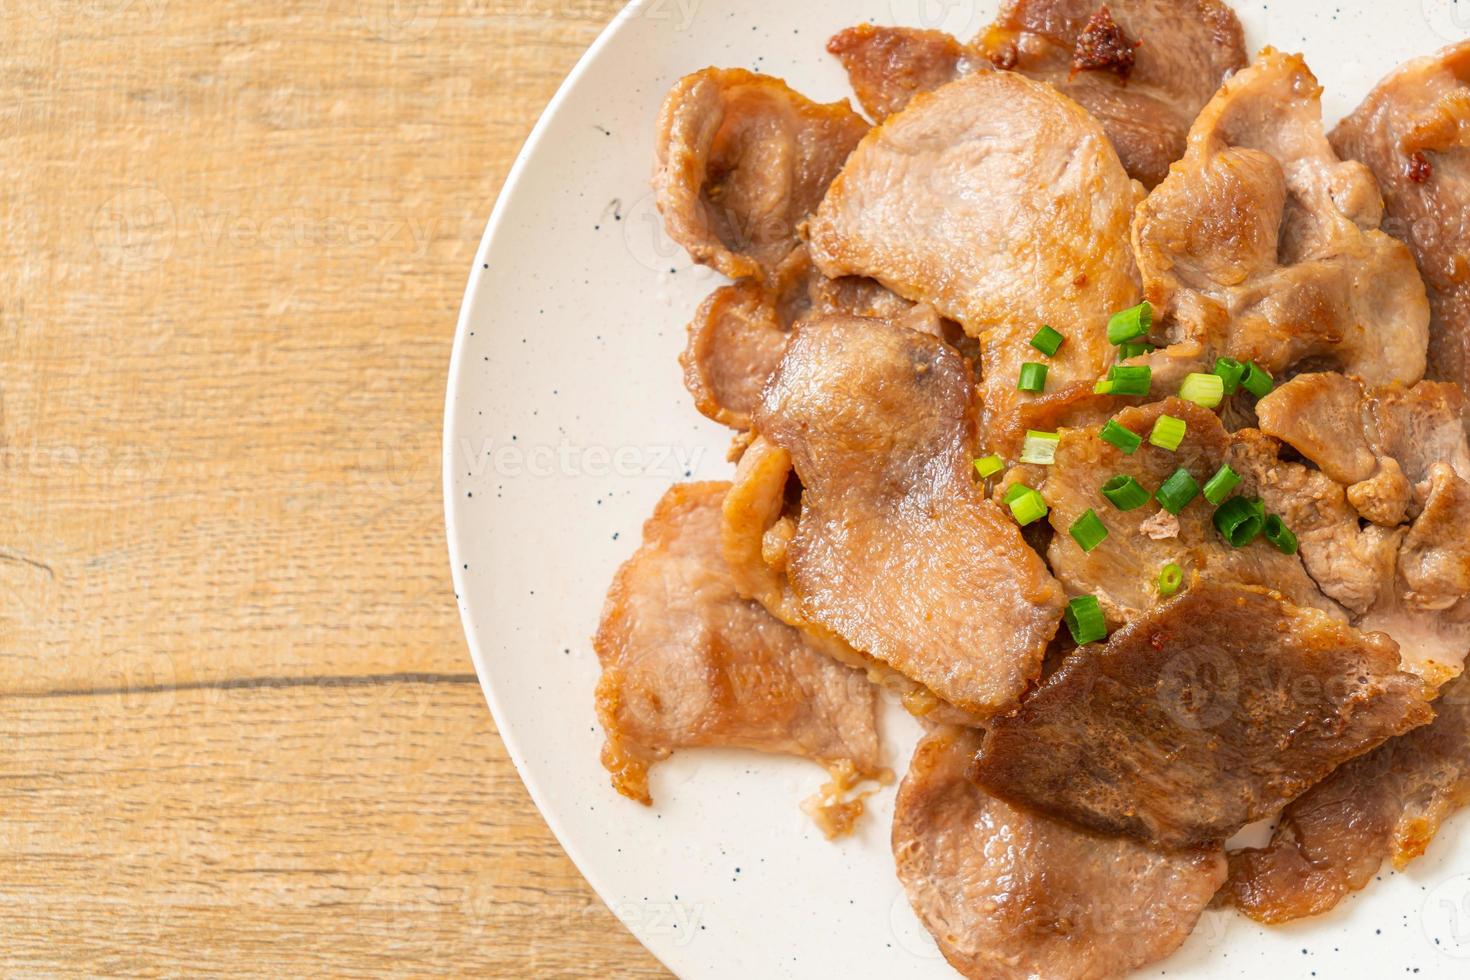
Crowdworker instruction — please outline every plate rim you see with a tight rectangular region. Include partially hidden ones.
[440,1,675,974]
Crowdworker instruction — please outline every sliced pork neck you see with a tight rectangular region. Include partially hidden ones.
[807,70,1140,450]
[1332,41,1470,393]
[754,315,1067,719]
[653,68,867,282]
[895,726,1226,980]
[1229,671,1470,924]
[1133,49,1431,386]
[971,583,1434,848]
[594,483,883,834]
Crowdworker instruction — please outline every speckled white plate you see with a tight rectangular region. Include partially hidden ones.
[445,2,1470,975]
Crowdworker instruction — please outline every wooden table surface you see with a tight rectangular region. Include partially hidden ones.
[0,1,666,974]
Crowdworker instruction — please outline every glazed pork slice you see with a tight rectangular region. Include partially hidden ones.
[682,280,797,430]
[971,583,1435,848]
[978,0,1247,187]
[894,726,1227,980]
[1228,430,1470,686]
[1331,42,1470,393]
[1228,671,1470,924]
[807,70,1140,448]
[756,315,1067,719]
[653,68,868,282]
[1133,49,1431,386]
[1256,373,1470,526]
[1042,399,1342,623]
[594,482,883,835]
[826,25,978,122]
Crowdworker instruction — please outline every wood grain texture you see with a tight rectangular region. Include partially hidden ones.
[0,0,666,974]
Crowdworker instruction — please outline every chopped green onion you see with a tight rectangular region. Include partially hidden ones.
[1214,496,1265,548]
[1101,474,1151,511]
[1018,362,1049,393]
[1099,420,1143,455]
[1158,562,1184,598]
[1213,357,1246,395]
[1241,362,1275,398]
[1179,372,1226,409]
[1069,509,1110,553]
[1150,415,1187,452]
[1202,464,1241,505]
[1003,482,1031,504]
[1094,365,1153,397]
[1064,595,1108,645]
[1117,342,1156,361]
[1008,487,1049,526]
[1106,301,1153,346]
[1264,514,1299,555]
[1030,325,1065,357]
[973,455,1005,479]
[1156,468,1201,514]
[1020,430,1062,465]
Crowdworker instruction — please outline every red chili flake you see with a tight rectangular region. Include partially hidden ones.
[1072,6,1139,82]
[1408,150,1433,184]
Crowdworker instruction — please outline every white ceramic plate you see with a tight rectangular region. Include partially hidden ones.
[445,2,1470,975]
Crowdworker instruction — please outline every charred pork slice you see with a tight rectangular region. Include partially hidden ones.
[1229,671,1470,924]
[978,0,1246,187]
[1133,49,1430,386]
[971,583,1434,848]
[652,68,867,282]
[756,315,1066,719]
[1043,398,1341,623]
[1331,41,1470,394]
[807,70,1140,450]
[895,726,1226,980]
[594,483,882,835]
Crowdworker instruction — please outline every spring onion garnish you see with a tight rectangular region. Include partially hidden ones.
[1106,301,1153,346]
[1065,595,1108,646]
[1158,562,1184,598]
[973,455,1005,479]
[1212,357,1246,395]
[1094,365,1153,397]
[1031,325,1065,357]
[1099,419,1143,455]
[1149,414,1187,452]
[1101,474,1151,511]
[1214,496,1265,548]
[1156,468,1200,514]
[1202,464,1241,506]
[1241,361,1275,398]
[1179,372,1226,409]
[1003,482,1031,504]
[1018,362,1049,393]
[1020,430,1062,465]
[1069,509,1110,552]
[1008,487,1049,526]
[1264,514,1299,555]
[1117,342,1156,361]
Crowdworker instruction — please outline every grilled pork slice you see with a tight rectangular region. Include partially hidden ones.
[1229,671,1470,924]
[652,68,867,282]
[1133,49,1431,386]
[1256,373,1470,527]
[1331,42,1470,393]
[808,70,1140,450]
[828,0,1245,187]
[972,583,1434,848]
[594,483,883,835]
[895,726,1226,980]
[755,315,1067,719]
[977,0,1246,187]
[1042,398,1342,623]
[682,280,798,431]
